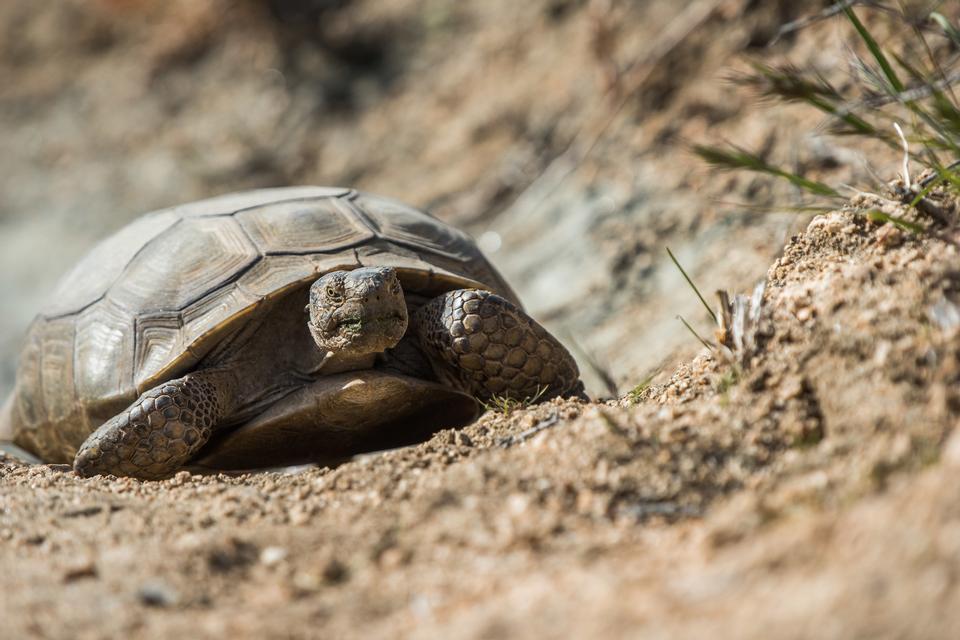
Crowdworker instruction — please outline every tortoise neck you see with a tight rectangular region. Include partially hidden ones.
[314,352,378,376]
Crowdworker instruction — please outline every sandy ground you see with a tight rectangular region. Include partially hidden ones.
[2,1,960,638]
[5,192,960,637]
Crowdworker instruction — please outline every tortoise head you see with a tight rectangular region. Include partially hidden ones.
[307,267,408,357]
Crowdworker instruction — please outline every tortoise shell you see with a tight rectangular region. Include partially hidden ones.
[13,187,516,462]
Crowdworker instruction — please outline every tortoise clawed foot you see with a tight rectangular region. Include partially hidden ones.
[412,289,582,403]
[74,373,229,479]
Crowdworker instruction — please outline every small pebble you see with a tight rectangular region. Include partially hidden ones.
[288,505,311,526]
[138,581,178,607]
[943,430,960,467]
[292,571,321,593]
[63,560,98,583]
[322,558,349,584]
[260,546,287,566]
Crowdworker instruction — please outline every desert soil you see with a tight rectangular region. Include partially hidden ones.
[2,1,960,638]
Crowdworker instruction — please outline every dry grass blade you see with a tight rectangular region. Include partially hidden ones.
[846,36,960,156]
[855,66,960,110]
[932,12,960,46]
[666,247,717,324]
[768,1,894,45]
[677,315,715,352]
[716,282,766,368]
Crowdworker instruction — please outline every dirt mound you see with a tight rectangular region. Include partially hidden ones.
[4,188,960,637]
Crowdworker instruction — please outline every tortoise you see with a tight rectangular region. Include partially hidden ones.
[0,187,582,479]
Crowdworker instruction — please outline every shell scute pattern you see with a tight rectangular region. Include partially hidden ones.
[236,198,373,254]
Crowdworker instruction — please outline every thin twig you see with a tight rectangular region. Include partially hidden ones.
[768,1,894,46]
[894,122,911,188]
[497,414,560,448]
[857,67,960,109]
[919,159,960,187]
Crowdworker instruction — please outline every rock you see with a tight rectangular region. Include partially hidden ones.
[138,581,179,607]
[260,546,288,566]
[63,559,98,583]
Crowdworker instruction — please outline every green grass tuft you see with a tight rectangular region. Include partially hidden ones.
[626,370,660,404]
[715,366,741,395]
[695,3,960,230]
[481,385,549,416]
[692,143,843,198]
[844,5,905,94]
[866,210,926,233]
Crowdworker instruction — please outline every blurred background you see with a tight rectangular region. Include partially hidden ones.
[0,0,900,398]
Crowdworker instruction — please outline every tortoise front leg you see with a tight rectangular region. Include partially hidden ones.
[73,369,237,479]
[411,289,584,402]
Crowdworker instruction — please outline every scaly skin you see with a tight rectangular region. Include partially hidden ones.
[73,370,237,479]
[411,289,583,402]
